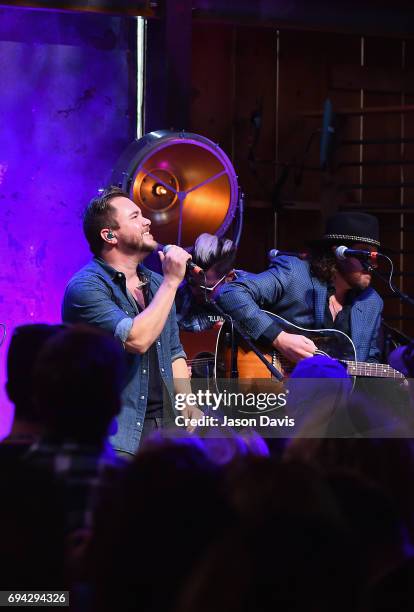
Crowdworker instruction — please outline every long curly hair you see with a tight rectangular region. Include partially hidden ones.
[308,244,338,284]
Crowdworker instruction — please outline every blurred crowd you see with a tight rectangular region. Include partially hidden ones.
[2,322,414,612]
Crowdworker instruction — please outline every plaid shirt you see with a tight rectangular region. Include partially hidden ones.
[24,439,126,533]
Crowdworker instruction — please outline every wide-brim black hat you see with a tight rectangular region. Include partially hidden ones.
[308,212,380,248]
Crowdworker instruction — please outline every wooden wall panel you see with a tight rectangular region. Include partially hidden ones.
[320,34,361,210]
[190,22,234,153]
[403,40,414,209]
[362,38,402,207]
[276,209,320,251]
[277,30,327,207]
[360,40,403,331]
[277,31,362,243]
[236,207,274,272]
[190,21,414,336]
[375,212,403,330]
[233,26,277,204]
[403,42,414,337]
[232,27,278,270]
[402,213,414,335]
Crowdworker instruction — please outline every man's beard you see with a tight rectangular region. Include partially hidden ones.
[140,238,158,253]
[141,240,158,253]
[344,272,371,291]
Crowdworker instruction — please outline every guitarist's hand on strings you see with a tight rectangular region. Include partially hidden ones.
[272,331,317,363]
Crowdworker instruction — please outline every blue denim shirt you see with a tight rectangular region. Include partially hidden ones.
[62,257,186,454]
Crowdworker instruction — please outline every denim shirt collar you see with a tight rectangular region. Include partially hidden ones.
[94,256,153,285]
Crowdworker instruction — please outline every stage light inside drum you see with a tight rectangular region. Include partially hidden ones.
[154,184,167,196]
[111,130,240,248]
[137,168,178,216]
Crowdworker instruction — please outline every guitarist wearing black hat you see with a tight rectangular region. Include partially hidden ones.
[216,212,383,367]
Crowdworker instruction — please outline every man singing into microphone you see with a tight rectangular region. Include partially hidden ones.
[216,212,383,364]
[62,186,202,456]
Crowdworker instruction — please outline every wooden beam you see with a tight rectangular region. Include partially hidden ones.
[0,1,156,16]
[302,105,414,118]
[330,64,414,94]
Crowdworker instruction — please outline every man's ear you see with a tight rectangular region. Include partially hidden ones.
[224,270,236,283]
[101,228,116,245]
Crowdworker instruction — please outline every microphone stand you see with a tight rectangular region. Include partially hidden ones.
[363,261,414,340]
[364,262,414,309]
[382,321,412,344]
[210,300,284,382]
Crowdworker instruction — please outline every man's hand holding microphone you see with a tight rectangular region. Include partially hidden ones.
[159,244,204,432]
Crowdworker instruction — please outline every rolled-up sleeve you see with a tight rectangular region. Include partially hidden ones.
[115,317,134,344]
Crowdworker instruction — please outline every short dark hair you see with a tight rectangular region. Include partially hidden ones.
[6,324,66,421]
[33,324,126,443]
[192,233,237,277]
[83,186,130,256]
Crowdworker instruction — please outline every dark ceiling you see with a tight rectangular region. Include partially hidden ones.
[1,0,414,36]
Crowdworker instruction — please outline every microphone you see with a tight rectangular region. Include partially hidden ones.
[268,249,309,261]
[335,246,380,261]
[163,244,204,275]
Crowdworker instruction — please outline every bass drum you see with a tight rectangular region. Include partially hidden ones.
[111,130,240,248]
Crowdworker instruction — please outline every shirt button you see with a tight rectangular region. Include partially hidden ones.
[117,273,123,278]
[136,421,141,427]
[161,367,165,373]
[142,369,147,374]
[140,395,145,400]
[157,341,161,346]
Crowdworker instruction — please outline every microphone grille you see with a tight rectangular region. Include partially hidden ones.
[334,246,348,260]
[163,244,173,255]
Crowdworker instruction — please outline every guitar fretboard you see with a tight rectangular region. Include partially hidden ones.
[343,361,405,379]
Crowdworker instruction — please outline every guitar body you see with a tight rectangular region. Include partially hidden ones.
[180,325,222,379]
[215,311,404,382]
[180,312,404,384]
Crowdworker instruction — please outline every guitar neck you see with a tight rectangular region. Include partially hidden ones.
[343,361,405,379]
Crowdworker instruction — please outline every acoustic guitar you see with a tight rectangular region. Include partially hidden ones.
[181,312,404,385]
[214,311,405,383]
